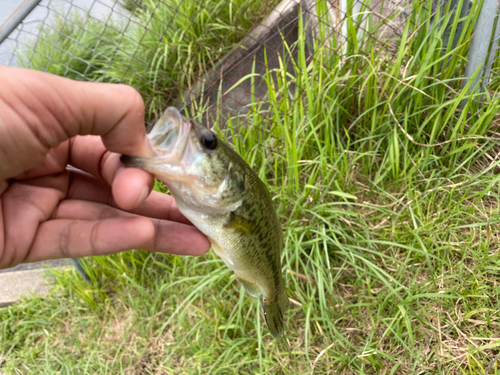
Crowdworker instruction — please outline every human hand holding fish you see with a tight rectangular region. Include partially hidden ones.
[0,67,210,269]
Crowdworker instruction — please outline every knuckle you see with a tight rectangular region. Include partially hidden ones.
[152,220,160,252]
[89,221,101,256]
[98,149,113,182]
[59,222,72,258]
[117,85,144,113]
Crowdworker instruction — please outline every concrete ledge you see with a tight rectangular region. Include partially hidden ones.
[0,269,52,307]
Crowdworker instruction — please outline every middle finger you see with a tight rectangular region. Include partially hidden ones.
[66,169,191,224]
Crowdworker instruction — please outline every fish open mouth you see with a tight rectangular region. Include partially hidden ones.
[146,107,192,162]
[120,107,197,183]
[122,107,193,169]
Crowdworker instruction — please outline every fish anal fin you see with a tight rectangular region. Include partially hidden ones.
[236,275,262,297]
[224,212,253,235]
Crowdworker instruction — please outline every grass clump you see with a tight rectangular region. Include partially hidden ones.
[19,0,279,121]
[19,14,121,81]
[4,0,500,373]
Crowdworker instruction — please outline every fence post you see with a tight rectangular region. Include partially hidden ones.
[463,0,500,94]
[0,0,41,44]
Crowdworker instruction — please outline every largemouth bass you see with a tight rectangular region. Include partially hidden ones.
[121,107,288,337]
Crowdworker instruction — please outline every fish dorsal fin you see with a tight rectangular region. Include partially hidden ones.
[224,212,254,235]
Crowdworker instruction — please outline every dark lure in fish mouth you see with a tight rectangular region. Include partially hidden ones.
[120,154,135,166]
[120,154,149,168]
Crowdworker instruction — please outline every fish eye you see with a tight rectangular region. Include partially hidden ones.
[200,132,217,150]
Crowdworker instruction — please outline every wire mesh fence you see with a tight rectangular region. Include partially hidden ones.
[0,0,422,123]
[1,0,499,126]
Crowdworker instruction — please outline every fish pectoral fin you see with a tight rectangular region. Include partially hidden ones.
[236,275,262,297]
[224,212,254,235]
[210,239,234,266]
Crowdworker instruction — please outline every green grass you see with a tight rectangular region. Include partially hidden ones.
[4,0,500,373]
[19,0,279,121]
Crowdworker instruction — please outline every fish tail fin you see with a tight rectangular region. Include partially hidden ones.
[263,288,289,338]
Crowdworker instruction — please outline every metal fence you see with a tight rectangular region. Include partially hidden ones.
[1,0,500,125]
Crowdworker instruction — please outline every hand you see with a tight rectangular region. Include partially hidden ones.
[0,67,210,269]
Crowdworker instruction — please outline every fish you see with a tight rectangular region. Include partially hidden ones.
[120,107,288,337]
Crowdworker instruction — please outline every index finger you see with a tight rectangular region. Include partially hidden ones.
[0,67,154,179]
